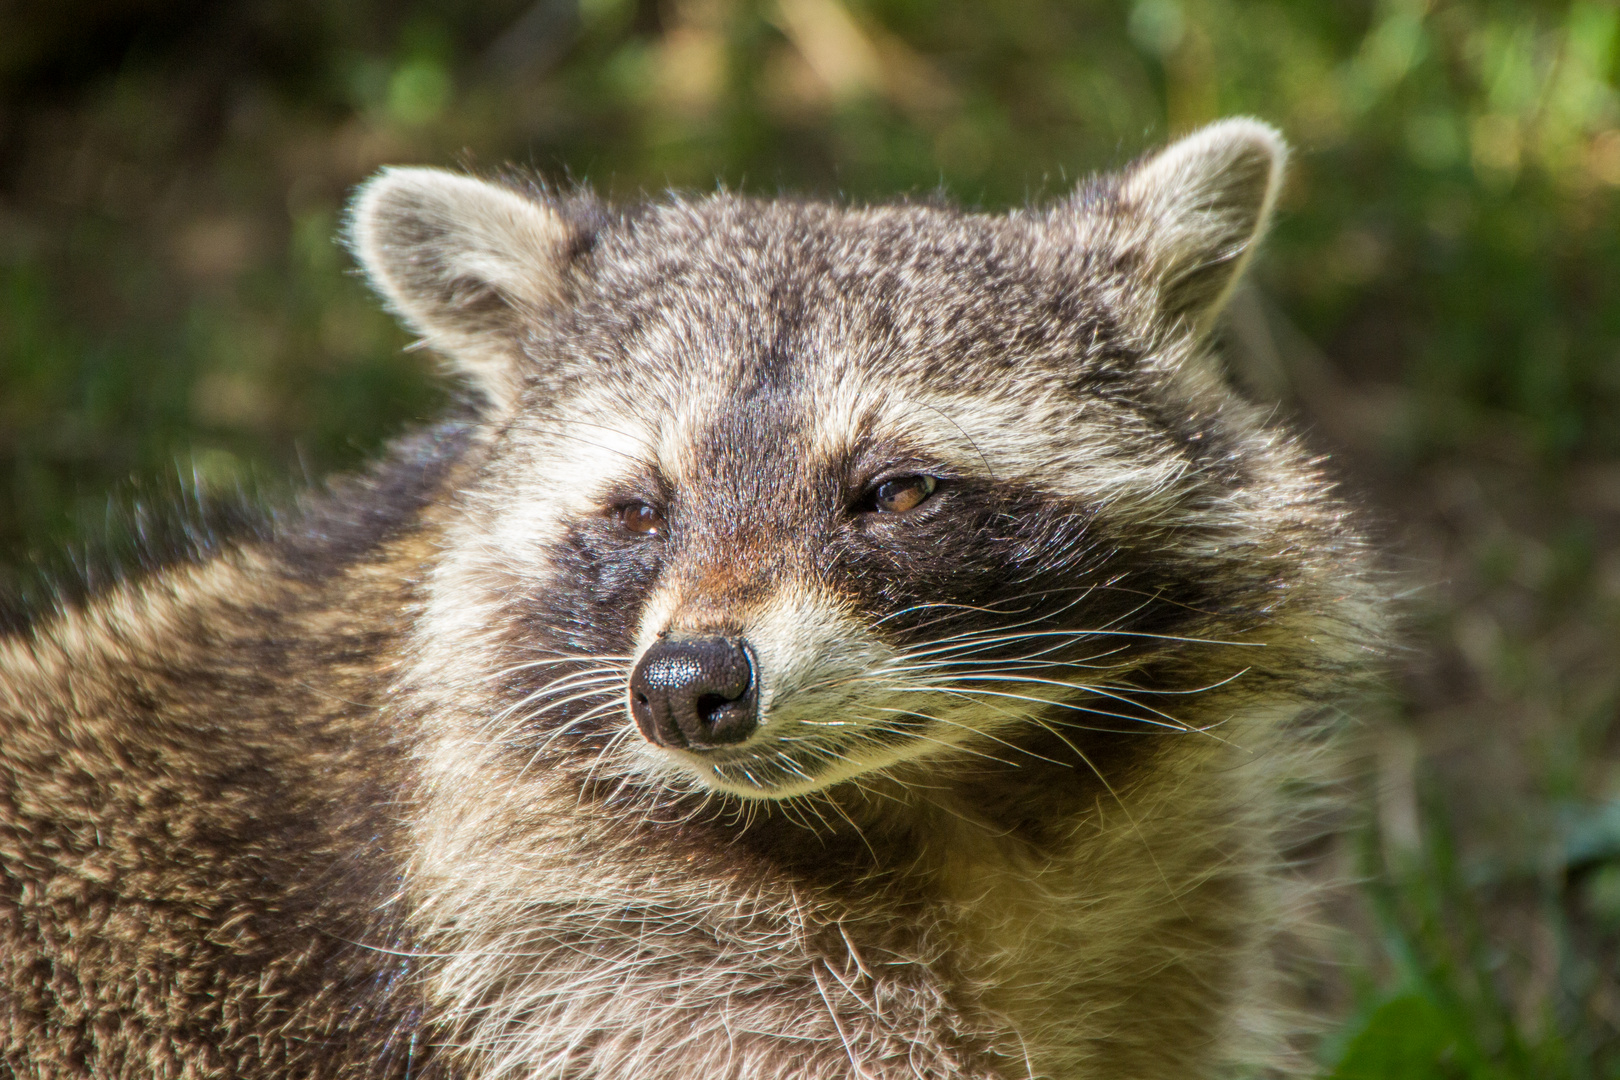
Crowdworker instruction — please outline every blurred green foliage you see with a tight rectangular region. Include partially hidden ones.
[4,0,1620,1075]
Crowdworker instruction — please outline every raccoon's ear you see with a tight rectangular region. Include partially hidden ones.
[346,167,572,414]
[1105,118,1286,337]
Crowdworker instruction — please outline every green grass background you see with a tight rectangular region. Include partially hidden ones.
[3,0,1620,1073]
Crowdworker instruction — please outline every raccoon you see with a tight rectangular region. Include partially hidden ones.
[0,118,1385,1080]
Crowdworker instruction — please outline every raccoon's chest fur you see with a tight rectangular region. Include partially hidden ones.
[407,709,1268,1080]
[0,119,1385,1080]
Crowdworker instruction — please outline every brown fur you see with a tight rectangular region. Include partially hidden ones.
[1,120,1386,1078]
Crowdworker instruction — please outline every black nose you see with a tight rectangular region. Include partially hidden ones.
[630,636,758,749]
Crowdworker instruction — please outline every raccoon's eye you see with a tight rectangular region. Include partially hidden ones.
[868,475,937,514]
[615,501,665,535]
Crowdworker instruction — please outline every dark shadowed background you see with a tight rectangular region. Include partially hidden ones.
[3,0,1619,1074]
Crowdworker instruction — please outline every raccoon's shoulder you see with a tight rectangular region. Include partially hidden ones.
[0,416,474,842]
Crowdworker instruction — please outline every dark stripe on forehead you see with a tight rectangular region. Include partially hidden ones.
[685,379,818,512]
[648,389,820,614]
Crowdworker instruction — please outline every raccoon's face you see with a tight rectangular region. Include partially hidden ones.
[351,121,1299,800]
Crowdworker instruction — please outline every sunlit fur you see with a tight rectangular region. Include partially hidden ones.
[0,119,1387,1079]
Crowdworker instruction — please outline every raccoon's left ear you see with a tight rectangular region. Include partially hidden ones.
[346,167,574,415]
[1096,118,1287,338]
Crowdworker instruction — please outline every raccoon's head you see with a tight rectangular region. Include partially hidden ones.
[350,120,1363,802]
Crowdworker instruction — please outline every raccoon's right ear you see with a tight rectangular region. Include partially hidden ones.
[346,168,573,415]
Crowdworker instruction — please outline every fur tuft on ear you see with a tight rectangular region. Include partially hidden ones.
[1113,118,1287,336]
[346,168,573,414]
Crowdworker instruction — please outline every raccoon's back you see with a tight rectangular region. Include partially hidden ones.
[0,429,468,1078]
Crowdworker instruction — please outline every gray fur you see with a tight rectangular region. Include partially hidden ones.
[1,119,1386,1079]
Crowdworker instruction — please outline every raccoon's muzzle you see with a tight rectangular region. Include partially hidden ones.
[629,635,759,748]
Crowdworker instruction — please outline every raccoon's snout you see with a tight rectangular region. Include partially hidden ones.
[629,637,759,749]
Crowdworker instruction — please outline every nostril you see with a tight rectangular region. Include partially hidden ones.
[695,693,729,721]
